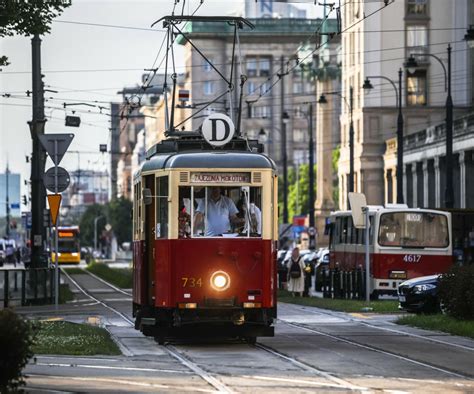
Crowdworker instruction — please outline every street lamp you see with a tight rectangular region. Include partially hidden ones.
[294,104,316,250]
[405,45,453,208]
[94,215,105,255]
[282,111,290,224]
[363,69,404,204]
[318,86,354,196]
[465,25,474,49]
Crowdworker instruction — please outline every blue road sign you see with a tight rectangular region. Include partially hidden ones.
[10,203,20,209]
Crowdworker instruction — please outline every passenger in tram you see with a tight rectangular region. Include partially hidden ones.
[194,187,243,236]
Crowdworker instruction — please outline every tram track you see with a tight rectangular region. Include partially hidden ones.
[62,269,371,392]
[278,318,474,380]
[61,268,236,393]
[283,302,474,352]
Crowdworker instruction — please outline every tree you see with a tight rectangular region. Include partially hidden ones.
[107,197,133,245]
[79,204,107,246]
[0,1,70,66]
[288,163,317,222]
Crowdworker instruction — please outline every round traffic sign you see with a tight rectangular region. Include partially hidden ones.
[43,166,70,193]
[201,113,235,147]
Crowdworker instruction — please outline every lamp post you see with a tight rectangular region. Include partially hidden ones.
[405,45,453,208]
[94,215,105,255]
[318,86,354,196]
[362,69,404,204]
[282,111,290,224]
[294,104,316,249]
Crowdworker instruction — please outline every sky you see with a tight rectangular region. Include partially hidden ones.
[0,0,322,197]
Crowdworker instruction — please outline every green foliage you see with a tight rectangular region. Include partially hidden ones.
[396,314,474,340]
[332,145,340,209]
[78,204,107,246]
[288,163,317,222]
[33,321,121,356]
[107,197,133,245]
[0,0,70,66]
[87,262,133,289]
[438,265,474,320]
[78,198,132,247]
[0,309,35,391]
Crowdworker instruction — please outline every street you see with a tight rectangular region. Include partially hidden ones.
[17,269,474,393]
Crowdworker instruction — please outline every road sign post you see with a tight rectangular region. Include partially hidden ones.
[39,133,74,311]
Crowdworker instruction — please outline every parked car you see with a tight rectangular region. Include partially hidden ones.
[398,275,441,313]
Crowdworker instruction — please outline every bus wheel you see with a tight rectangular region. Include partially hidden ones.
[370,291,379,301]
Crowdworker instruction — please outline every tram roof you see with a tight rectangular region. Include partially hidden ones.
[139,151,276,174]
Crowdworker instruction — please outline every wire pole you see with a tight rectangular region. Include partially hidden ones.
[444,44,454,208]
[29,34,47,268]
[5,163,10,237]
[308,102,316,250]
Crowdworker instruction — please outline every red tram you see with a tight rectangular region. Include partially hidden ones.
[328,206,453,298]
[132,137,278,343]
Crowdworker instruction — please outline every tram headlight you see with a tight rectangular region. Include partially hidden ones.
[210,271,230,291]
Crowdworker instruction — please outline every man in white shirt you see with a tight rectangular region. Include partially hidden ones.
[195,187,240,236]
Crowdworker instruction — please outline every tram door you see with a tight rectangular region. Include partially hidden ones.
[144,175,156,305]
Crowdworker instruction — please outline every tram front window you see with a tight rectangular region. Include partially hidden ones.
[178,186,262,238]
[378,212,449,248]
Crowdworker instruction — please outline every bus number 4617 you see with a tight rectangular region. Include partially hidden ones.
[403,254,421,263]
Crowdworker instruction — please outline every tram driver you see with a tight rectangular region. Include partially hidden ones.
[194,187,244,236]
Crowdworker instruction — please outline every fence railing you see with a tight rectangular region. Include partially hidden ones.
[320,268,367,300]
[0,268,58,308]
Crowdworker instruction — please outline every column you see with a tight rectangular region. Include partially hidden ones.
[422,161,429,208]
[403,165,408,206]
[411,163,417,208]
[434,157,441,208]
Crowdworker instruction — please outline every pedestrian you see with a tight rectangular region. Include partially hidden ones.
[287,247,305,297]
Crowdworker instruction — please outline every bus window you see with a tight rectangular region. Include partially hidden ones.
[155,176,169,239]
[378,212,449,248]
[181,185,262,238]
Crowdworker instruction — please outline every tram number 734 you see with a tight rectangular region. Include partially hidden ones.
[403,254,422,263]
[181,277,203,287]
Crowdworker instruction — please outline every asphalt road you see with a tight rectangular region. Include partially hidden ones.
[18,269,474,393]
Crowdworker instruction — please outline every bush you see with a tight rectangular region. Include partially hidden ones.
[0,309,35,391]
[438,264,474,320]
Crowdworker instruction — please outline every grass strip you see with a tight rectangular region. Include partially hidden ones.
[86,262,133,289]
[59,283,74,304]
[63,267,85,275]
[278,290,400,313]
[33,321,121,355]
[396,314,474,340]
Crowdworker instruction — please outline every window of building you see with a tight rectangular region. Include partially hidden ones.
[406,0,427,16]
[407,70,427,106]
[247,81,255,95]
[259,58,270,77]
[260,81,270,95]
[247,57,257,77]
[251,105,271,119]
[406,25,428,58]
[203,58,213,72]
[204,81,214,95]
[293,82,303,94]
[293,128,306,143]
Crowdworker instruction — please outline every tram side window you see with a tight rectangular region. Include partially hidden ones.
[133,181,142,239]
[155,176,169,239]
[178,186,262,238]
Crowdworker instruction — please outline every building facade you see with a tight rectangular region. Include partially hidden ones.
[340,0,472,209]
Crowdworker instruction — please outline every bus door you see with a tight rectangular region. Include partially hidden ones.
[144,175,155,305]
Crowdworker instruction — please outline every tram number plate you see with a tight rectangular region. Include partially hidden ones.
[182,277,203,287]
[403,254,421,263]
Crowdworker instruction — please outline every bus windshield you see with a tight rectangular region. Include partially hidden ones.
[58,239,80,253]
[378,212,449,248]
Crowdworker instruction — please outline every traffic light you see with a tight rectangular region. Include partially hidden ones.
[22,195,28,206]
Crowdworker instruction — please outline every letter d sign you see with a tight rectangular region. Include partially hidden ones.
[201,113,235,147]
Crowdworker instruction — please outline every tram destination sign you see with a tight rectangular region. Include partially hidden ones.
[191,172,250,184]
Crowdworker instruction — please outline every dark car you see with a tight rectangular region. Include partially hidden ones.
[398,274,441,313]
